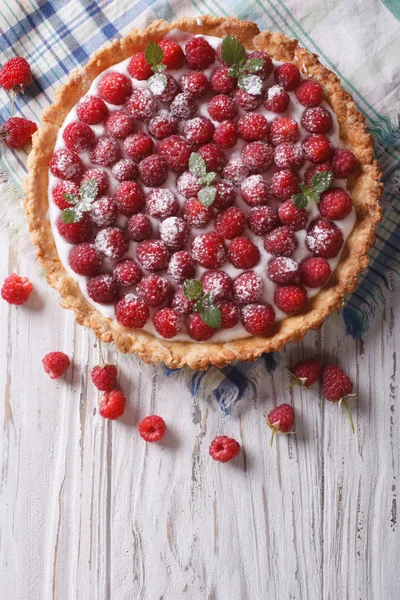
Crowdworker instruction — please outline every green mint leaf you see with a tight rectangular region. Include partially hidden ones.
[63,193,78,206]
[292,193,308,209]
[201,305,222,329]
[148,73,167,95]
[228,63,243,79]
[238,73,263,96]
[198,186,217,208]
[80,179,98,203]
[189,152,207,178]
[299,182,310,195]
[194,299,205,313]
[221,36,246,66]
[308,190,320,203]
[310,171,333,193]
[144,41,164,67]
[244,57,265,73]
[61,207,79,223]
[198,172,217,186]
[183,279,203,301]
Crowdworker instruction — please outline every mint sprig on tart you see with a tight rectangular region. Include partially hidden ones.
[220,36,265,95]
[183,279,222,328]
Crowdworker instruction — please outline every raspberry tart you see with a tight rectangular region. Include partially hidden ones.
[25,16,382,369]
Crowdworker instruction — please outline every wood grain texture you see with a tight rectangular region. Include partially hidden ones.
[0,232,399,600]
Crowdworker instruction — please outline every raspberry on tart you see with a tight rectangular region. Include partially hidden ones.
[124,131,154,161]
[263,85,290,113]
[87,274,117,303]
[137,274,171,306]
[153,307,182,338]
[115,294,150,328]
[233,271,263,304]
[91,196,118,228]
[192,232,227,269]
[115,181,145,216]
[241,141,274,173]
[182,198,212,227]
[241,174,270,207]
[268,257,299,285]
[180,70,209,97]
[247,206,279,236]
[228,236,260,269]
[274,63,300,90]
[167,251,195,283]
[113,260,143,286]
[201,270,232,300]
[215,207,246,239]
[264,226,297,257]
[136,240,169,272]
[213,120,238,149]
[127,213,153,241]
[185,37,216,70]
[148,111,179,139]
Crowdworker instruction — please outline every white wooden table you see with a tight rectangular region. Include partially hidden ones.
[1,228,399,599]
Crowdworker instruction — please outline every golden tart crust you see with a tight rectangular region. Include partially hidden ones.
[25,15,383,369]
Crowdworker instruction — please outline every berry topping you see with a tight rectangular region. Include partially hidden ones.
[146,188,178,219]
[124,131,154,161]
[264,225,297,256]
[301,107,333,134]
[52,181,80,210]
[159,39,185,69]
[213,120,238,149]
[76,95,108,124]
[136,239,169,272]
[91,364,118,392]
[115,294,150,328]
[0,56,32,91]
[233,271,263,303]
[57,214,92,244]
[99,390,126,420]
[198,142,227,174]
[192,232,227,269]
[214,179,237,209]
[274,63,300,90]
[319,188,352,220]
[128,51,153,80]
[158,135,192,172]
[114,180,145,216]
[295,79,323,107]
[186,312,215,341]
[180,70,209,97]
[183,198,212,227]
[269,117,299,146]
[330,149,359,179]
[127,213,152,241]
[2,117,37,149]
[299,256,332,287]
[153,307,182,338]
[170,91,197,118]
[139,414,167,441]
[266,404,295,441]
[207,94,237,121]
[152,73,180,103]
[247,50,273,79]
[302,134,333,164]
[184,116,215,145]
[1,273,33,305]
[223,158,250,185]
[263,85,290,113]
[69,243,101,276]
[228,236,260,269]
[137,274,171,306]
[270,169,299,201]
[112,158,139,182]
[216,300,240,328]
[89,136,120,166]
[209,436,240,463]
[241,174,270,206]
[211,66,237,94]
[98,72,132,104]
[201,270,232,300]
[50,149,83,181]
[233,88,262,111]
[237,112,269,142]
[289,358,322,389]
[278,200,308,231]
[167,251,195,283]
[113,260,143,286]
[306,218,343,258]
[126,88,157,120]
[104,110,134,138]
[274,284,308,313]
[274,142,304,170]
[247,206,279,236]
[268,256,299,284]
[87,273,117,303]
[215,206,246,239]
[241,141,274,173]
[241,303,275,335]
[139,154,168,186]
[177,170,202,198]
[159,216,190,250]
[90,196,118,228]
[148,110,179,139]
[185,37,216,70]
[94,227,129,259]
[81,168,109,196]
[42,352,70,379]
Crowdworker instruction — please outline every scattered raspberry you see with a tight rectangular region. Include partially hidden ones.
[113,260,143,286]
[198,142,226,173]
[180,70,209,97]
[186,312,215,341]
[158,135,192,173]
[223,158,250,186]
[192,232,227,269]
[241,303,275,335]
[98,71,132,104]
[241,174,270,206]
[232,88,262,111]
[289,358,322,388]
[302,134,333,164]
[138,415,167,442]
[233,271,263,303]
[91,364,118,391]
[159,216,190,251]
[264,225,297,257]
[111,158,139,182]
[215,207,246,239]
[115,294,150,327]
[57,214,92,244]
[94,227,129,259]
[304,164,332,187]
[148,110,179,140]
[126,88,157,120]
[177,171,202,199]
[42,352,70,379]
[306,218,343,258]
[167,251,195,283]
[211,66,237,94]
[274,284,308,313]
[263,84,290,113]
[319,188,352,220]
[137,274,171,307]
[266,404,295,440]
[124,131,154,161]
[228,236,260,269]
[274,142,304,170]
[128,51,153,80]
[69,242,101,276]
[214,179,237,209]
[87,273,117,303]
[127,213,152,242]
[76,95,108,124]
[182,198,212,227]
[247,206,279,236]
[241,141,274,173]
[322,365,354,401]
[301,107,333,134]
[81,168,109,196]
[215,300,240,329]
[159,39,185,69]
[184,116,214,145]
[247,50,273,79]
[52,180,79,210]
[1,273,33,305]
[2,117,37,149]
[99,390,126,420]
[104,111,133,138]
[274,63,300,90]
[270,169,299,201]
[330,149,359,179]
[0,56,32,91]
[295,79,323,107]
[146,188,178,219]
[114,181,145,216]
[139,154,168,186]
[213,120,238,149]
[209,436,240,463]
[90,196,118,228]
[185,37,216,70]
[207,94,237,122]
[136,239,169,272]
[237,113,269,142]
[50,149,83,181]
[278,200,308,231]
[268,257,299,284]
[201,270,232,300]
[89,136,121,166]
[151,73,179,103]
[153,307,182,339]
[299,256,332,288]
[171,285,195,314]
[170,91,197,118]
[269,117,299,146]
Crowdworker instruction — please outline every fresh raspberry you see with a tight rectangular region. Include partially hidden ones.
[52,181,79,210]
[274,284,307,313]
[182,198,212,227]
[111,158,139,182]
[186,312,215,341]
[136,240,169,272]
[148,110,179,140]
[57,214,92,244]
[237,113,268,142]
[223,158,250,186]
[42,352,70,379]
[278,200,308,231]
[274,63,300,90]
[127,213,152,242]
[241,174,270,206]
[1,273,33,305]
[2,117,37,149]
[269,117,299,146]
[153,308,182,339]
[90,196,118,228]
[137,274,171,307]
[158,135,192,173]
[99,390,126,420]
[192,232,227,269]
[266,404,295,438]
[176,171,202,199]
[198,142,226,173]
[201,270,232,300]
[304,164,332,187]
[241,303,275,335]
[274,142,304,170]
[330,149,359,179]
[145,188,178,219]
[138,415,167,442]
[228,236,260,269]
[113,260,143,286]
[124,131,154,161]
[319,188,352,220]
[115,294,150,327]
[207,94,237,122]
[61,121,94,153]
[213,120,238,149]
[246,50,273,79]
[170,91,197,118]
[263,84,290,113]
[104,111,133,138]
[50,149,83,181]
[295,80,323,107]
[89,136,121,166]
[302,134,333,164]
[247,206,279,236]
[76,95,108,124]
[214,179,237,209]
[211,66,237,94]
[270,169,299,201]
[289,358,322,388]
[159,39,185,69]
[301,107,333,134]
[94,227,129,259]
[81,168,109,196]
[128,51,153,80]
[0,56,32,91]
[98,71,132,104]
[69,242,101,276]
[152,73,180,103]
[115,181,145,216]
[209,436,240,463]
[167,251,195,283]
[215,207,246,239]
[322,365,354,401]
[232,88,262,111]
[126,88,157,120]
[91,364,118,391]
[306,219,343,258]
[268,256,299,284]
[139,155,168,186]
[241,141,274,173]
[264,225,297,256]
[185,37,216,70]
[299,257,332,287]
[180,70,209,97]
[171,286,195,314]
[184,116,214,145]
[87,274,117,303]
[215,300,240,329]
[159,217,190,251]
[233,271,263,303]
